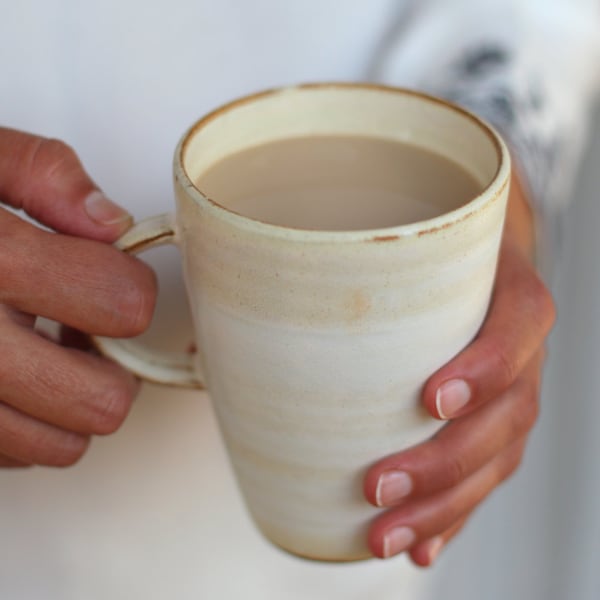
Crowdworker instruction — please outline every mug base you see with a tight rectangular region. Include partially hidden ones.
[268,539,374,564]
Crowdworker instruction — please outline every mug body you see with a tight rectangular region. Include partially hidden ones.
[173,84,510,560]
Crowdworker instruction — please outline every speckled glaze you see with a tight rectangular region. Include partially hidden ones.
[95,84,510,561]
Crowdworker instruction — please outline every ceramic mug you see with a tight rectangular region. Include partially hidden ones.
[94,83,510,561]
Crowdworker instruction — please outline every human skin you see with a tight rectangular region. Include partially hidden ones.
[0,128,555,567]
[0,128,156,466]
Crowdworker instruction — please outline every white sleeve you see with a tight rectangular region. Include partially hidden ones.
[373,0,600,270]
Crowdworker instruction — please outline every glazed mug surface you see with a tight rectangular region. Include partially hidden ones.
[95,83,510,561]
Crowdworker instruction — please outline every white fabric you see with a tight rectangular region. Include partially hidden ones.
[1,1,599,599]
[375,0,600,275]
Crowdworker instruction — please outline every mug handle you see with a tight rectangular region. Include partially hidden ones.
[92,213,204,389]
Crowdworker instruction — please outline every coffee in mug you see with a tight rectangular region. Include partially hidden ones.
[197,135,481,230]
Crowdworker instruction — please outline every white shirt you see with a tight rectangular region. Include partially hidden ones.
[1,1,598,599]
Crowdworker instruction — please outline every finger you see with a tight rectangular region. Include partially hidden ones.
[0,209,157,336]
[0,453,32,468]
[408,513,471,567]
[0,127,131,241]
[364,352,542,508]
[368,438,527,559]
[0,318,140,436]
[0,401,91,467]
[423,242,555,420]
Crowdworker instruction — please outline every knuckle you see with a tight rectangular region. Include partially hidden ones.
[116,263,157,337]
[511,381,540,435]
[524,270,557,334]
[0,212,36,290]
[9,136,85,221]
[444,452,470,488]
[496,443,525,485]
[488,340,517,390]
[88,379,136,435]
[28,137,78,184]
[0,396,89,468]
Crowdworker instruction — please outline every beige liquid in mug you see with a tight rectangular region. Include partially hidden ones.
[197,135,483,229]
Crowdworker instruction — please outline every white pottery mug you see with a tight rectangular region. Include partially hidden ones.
[94,83,510,562]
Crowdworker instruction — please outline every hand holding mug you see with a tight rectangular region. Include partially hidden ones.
[0,127,156,467]
[364,173,555,564]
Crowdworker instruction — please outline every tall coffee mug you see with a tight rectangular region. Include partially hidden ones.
[95,84,510,561]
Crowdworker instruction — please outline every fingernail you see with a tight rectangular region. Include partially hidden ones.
[382,526,416,558]
[425,536,444,564]
[375,470,413,507]
[84,190,131,226]
[436,379,471,419]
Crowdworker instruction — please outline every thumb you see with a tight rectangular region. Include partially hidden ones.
[0,127,132,242]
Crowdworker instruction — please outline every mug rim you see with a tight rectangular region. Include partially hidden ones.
[174,82,510,242]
